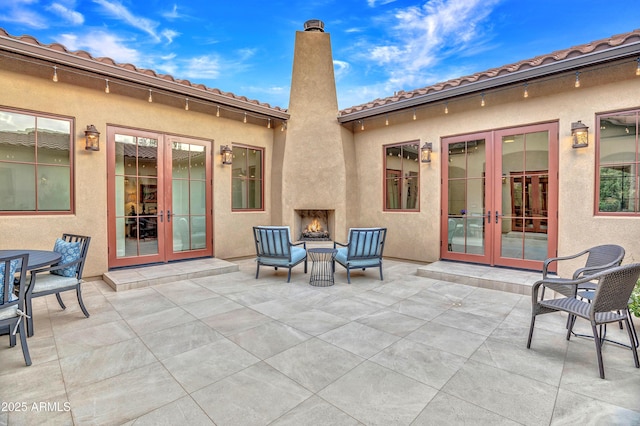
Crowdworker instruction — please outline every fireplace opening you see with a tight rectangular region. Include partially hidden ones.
[296,210,332,241]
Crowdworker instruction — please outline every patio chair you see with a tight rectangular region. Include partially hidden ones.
[253,226,307,282]
[0,252,31,366]
[540,244,625,299]
[527,263,640,379]
[333,227,387,284]
[26,234,91,337]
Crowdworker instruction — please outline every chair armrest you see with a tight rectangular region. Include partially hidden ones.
[333,241,348,248]
[573,259,622,280]
[31,257,82,275]
[291,241,306,249]
[542,249,589,278]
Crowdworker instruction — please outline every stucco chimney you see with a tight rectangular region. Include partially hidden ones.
[278,21,352,242]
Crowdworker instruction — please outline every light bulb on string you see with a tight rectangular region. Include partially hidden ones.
[216,106,220,117]
[148,89,153,102]
[105,79,110,94]
[444,102,449,114]
[243,113,247,123]
[523,83,529,98]
[52,66,58,82]
[574,72,581,88]
[412,110,417,120]
[267,118,271,129]
[480,93,485,107]
[185,98,189,111]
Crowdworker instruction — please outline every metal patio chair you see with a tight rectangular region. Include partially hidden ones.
[253,226,307,282]
[333,227,387,284]
[0,252,31,366]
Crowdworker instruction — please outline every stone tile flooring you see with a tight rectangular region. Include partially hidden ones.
[2,258,640,425]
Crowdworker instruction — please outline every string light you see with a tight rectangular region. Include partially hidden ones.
[216,105,220,117]
[444,102,449,114]
[360,120,365,131]
[412,109,417,120]
[243,112,247,123]
[574,71,581,88]
[148,89,153,102]
[523,83,529,98]
[105,79,110,94]
[636,57,640,76]
[185,98,189,111]
[52,66,58,82]
[480,93,485,107]
[267,118,271,129]
[385,115,389,126]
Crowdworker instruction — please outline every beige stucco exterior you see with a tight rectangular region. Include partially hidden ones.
[1,26,640,280]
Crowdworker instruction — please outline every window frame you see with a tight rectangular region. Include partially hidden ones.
[0,106,75,215]
[231,143,264,212]
[383,140,421,212]
[595,108,640,216]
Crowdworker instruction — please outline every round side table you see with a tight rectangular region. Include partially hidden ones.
[307,248,337,287]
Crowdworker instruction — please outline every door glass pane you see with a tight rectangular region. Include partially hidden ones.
[115,134,159,258]
[500,132,548,260]
[447,139,485,254]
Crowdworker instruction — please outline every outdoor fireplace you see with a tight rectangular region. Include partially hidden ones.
[295,210,332,241]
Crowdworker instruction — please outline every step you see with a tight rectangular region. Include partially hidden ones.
[416,260,543,295]
[102,257,239,291]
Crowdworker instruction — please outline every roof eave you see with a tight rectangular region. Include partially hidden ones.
[338,40,640,123]
[0,34,290,121]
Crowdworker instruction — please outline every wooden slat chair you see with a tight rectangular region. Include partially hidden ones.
[333,227,387,284]
[253,226,307,282]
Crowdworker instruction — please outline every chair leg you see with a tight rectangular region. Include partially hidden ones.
[304,259,307,273]
[25,294,34,338]
[566,315,576,341]
[625,316,640,368]
[287,268,292,283]
[17,320,31,366]
[379,265,383,281]
[55,292,67,310]
[346,269,351,284]
[592,324,605,379]
[76,286,90,318]
[527,315,536,348]
[9,325,16,347]
[255,263,260,279]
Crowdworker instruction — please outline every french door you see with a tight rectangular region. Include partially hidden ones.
[441,122,558,270]
[107,127,213,268]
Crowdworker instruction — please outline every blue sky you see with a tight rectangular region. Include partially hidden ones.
[1,0,639,110]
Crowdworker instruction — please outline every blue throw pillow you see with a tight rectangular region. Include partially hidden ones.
[52,238,82,278]
[0,259,19,303]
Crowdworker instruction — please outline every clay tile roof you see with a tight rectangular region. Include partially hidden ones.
[0,28,287,113]
[340,28,640,115]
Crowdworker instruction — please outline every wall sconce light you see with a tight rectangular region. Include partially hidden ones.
[220,145,233,165]
[84,124,100,151]
[421,142,433,163]
[571,120,589,148]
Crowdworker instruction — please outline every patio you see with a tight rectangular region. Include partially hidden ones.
[2,257,640,425]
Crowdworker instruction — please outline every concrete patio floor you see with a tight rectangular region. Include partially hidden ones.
[1,258,640,425]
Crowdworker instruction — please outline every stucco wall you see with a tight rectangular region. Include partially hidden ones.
[352,67,640,275]
[0,67,273,276]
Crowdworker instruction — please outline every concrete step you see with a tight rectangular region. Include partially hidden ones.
[416,260,542,295]
[103,257,239,291]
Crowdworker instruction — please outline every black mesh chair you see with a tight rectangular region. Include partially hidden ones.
[528,263,640,379]
[0,252,31,366]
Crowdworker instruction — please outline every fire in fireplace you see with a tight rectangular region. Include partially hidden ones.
[298,210,331,241]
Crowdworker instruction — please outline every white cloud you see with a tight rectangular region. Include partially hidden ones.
[57,30,140,63]
[161,29,179,44]
[181,55,222,79]
[162,4,182,20]
[92,0,161,42]
[333,60,350,79]
[0,0,49,29]
[48,3,84,25]
[363,0,501,89]
[367,0,398,7]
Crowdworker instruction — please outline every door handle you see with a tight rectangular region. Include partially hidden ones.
[159,211,163,222]
[167,210,171,222]
[495,211,500,224]
[487,211,491,224]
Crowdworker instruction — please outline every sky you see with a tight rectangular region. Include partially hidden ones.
[0,0,639,110]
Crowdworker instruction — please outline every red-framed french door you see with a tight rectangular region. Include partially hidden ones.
[440,122,558,270]
[107,126,213,268]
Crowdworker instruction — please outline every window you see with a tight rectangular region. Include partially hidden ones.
[0,109,73,213]
[232,144,263,210]
[597,110,639,215]
[384,141,420,211]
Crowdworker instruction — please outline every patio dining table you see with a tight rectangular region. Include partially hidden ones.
[0,249,62,335]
